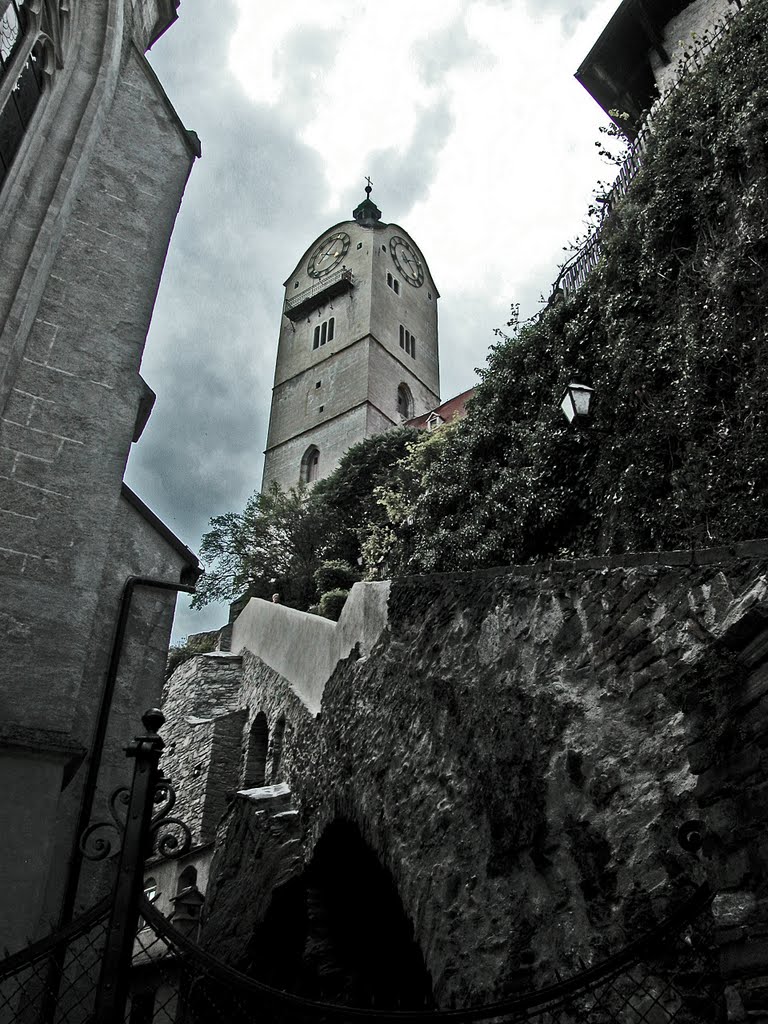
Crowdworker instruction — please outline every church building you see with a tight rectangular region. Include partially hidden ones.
[261,185,441,492]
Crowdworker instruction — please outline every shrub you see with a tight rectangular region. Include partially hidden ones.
[318,588,349,621]
[314,560,359,595]
[166,630,218,679]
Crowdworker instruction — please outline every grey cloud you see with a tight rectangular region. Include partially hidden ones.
[127,0,335,637]
[413,17,495,87]
[355,99,454,223]
[272,25,341,122]
[485,0,591,36]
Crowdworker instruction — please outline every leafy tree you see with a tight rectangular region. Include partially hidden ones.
[362,424,458,577]
[192,484,324,610]
[314,559,360,595]
[312,428,420,566]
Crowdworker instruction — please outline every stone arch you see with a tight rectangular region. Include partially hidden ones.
[243,712,269,788]
[268,714,286,783]
[244,818,433,1009]
[397,382,413,420]
[300,444,320,484]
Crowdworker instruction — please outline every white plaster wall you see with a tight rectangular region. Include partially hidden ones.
[230,582,391,715]
[145,846,214,918]
[651,0,734,93]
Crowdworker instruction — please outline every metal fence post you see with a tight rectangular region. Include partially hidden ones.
[92,709,165,1024]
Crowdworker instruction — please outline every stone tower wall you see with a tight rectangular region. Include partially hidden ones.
[262,219,440,492]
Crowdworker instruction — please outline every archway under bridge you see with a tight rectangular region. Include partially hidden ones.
[241,818,435,1010]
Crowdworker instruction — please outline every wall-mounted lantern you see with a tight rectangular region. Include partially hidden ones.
[560,382,595,425]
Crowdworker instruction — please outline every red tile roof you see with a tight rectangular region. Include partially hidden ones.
[406,387,475,430]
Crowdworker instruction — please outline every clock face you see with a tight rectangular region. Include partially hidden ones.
[390,235,424,287]
[307,231,350,278]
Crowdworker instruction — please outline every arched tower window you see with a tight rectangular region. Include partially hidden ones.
[269,715,286,783]
[243,712,269,788]
[397,384,413,421]
[300,445,320,484]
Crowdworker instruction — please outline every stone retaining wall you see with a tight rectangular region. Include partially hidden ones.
[167,544,768,1013]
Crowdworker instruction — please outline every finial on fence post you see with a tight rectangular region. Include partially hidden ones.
[93,711,167,1024]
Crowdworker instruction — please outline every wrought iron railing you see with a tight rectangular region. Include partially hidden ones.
[555,0,746,298]
[126,882,723,1023]
[284,268,353,316]
[0,712,727,1023]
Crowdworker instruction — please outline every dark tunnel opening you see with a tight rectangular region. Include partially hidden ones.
[244,818,434,1010]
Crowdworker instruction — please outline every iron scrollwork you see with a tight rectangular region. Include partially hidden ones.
[79,785,131,861]
[149,774,192,860]
[80,773,191,863]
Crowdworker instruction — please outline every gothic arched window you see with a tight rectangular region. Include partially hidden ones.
[300,445,320,483]
[397,384,413,420]
[0,1,66,191]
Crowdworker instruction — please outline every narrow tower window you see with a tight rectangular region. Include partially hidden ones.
[243,713,269,788]
[399,326,416,358]
[397,384,414,420]
[269,715,286,783]
[313,317,335,350]
[301,445,320,484]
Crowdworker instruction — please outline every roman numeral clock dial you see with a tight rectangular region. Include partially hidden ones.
[390,235,424,287]
[307,231,351,278]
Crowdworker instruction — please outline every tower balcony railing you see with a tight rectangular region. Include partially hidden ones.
[283,268,354,321]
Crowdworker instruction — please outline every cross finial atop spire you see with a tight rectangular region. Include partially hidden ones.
[353,178,382,227]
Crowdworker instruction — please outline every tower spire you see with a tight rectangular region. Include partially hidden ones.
[353,177,382,228]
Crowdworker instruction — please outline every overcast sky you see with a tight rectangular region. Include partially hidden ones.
[123,0,621,640]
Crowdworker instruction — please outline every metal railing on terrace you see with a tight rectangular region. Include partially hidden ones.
[554,0,746,299]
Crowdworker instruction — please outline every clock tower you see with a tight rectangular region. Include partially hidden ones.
[261,185,441,492]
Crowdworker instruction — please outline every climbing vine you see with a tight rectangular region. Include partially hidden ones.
[373,0,768,575]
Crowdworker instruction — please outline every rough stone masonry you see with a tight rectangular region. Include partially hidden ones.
[162,542,768,1014]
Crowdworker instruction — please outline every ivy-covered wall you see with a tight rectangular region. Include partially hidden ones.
[379,0,768,578]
